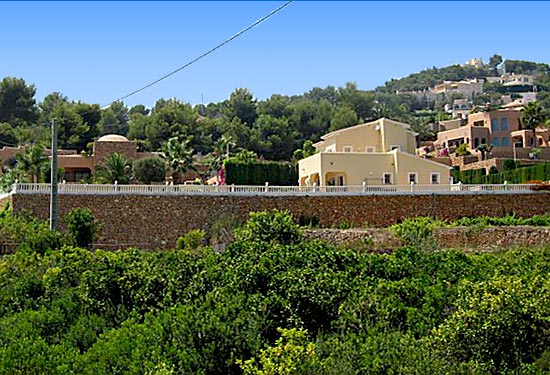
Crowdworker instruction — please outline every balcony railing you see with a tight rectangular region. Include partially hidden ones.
[8,182,538,196]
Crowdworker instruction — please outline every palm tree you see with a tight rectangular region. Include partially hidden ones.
[94,153,132,184]
[15,143,49,183]
[160,137,196,184]
[521,101,547,148]
[209,135,235,174]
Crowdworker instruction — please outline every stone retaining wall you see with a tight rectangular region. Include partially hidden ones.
[7,192,550,249]
[304,226,550,252]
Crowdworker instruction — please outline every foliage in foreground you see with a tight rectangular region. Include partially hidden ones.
[0,210,549,374]
[390,214,550,247]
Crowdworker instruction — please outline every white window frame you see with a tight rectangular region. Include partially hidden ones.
[408,172,418,184]
[325,144,336,153]
[430,172,440,184]
[383,172,393,185]
[365,146,375,153]
[390,145,401,152]
[343,145,353,153]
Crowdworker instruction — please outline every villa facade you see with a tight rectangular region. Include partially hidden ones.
[299,118,452,186]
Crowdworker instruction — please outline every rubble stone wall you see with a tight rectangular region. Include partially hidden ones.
[9,192,550,249]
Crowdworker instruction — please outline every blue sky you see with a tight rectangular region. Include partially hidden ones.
[2,1,550,109]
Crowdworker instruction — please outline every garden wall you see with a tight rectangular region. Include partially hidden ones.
[7,192,550,249]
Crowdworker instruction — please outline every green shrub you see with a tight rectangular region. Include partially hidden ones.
[457,163,550,184]
[390,217,444,249]
[234,209,302,245]
[455,143,471,156]
[132,157,166,184]
[0,209,66,254]
[238,327,325,375]
[176,229,206,252]
[65,208,101,249]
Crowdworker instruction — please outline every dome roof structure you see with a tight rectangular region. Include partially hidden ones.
[96,134,130,142]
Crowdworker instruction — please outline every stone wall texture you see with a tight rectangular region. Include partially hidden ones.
[8,192,550,249]
[304,227,550,253]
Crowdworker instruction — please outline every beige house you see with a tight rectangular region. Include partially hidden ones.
[298,118,452,186]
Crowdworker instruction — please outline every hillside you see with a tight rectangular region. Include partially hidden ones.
[378,58,550,93]
[379,64,493,93]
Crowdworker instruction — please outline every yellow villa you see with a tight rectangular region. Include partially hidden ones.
[299,118,452,186]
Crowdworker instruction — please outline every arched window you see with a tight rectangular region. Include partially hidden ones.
[474,138,480,147]
[501,137,509,147]
[491,118,499,132]
[501,118,509,131]
[539,138,544,146]
[481,138,487,144]
[493,138,500,147]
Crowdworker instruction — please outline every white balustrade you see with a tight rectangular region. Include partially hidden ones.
[7,182,540,196]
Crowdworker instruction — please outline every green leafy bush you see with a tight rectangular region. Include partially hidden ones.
[238,328,325,375]
[455,143,471,156]
[234,209,302,245]
[65,208,101,249]
[176,229,206,252]
[132,156,166,184]
[389,217,444,249]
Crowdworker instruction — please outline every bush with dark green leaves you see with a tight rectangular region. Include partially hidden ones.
[65,208,101,249]
[234,209,302,245]
[224,159,298,185]
[132,156,166,184]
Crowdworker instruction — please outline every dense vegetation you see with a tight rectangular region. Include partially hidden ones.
[224,159,297,186]
[0,209,549,374]
[454,162,550,184]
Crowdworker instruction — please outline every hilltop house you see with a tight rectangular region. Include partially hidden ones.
[298,118,452,186]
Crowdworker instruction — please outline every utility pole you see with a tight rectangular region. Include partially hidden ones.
[49,118,58,231]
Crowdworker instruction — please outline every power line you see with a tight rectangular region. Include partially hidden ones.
[100,0,294,109]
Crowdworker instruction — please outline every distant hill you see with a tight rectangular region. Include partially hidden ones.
[378,59,550,94]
